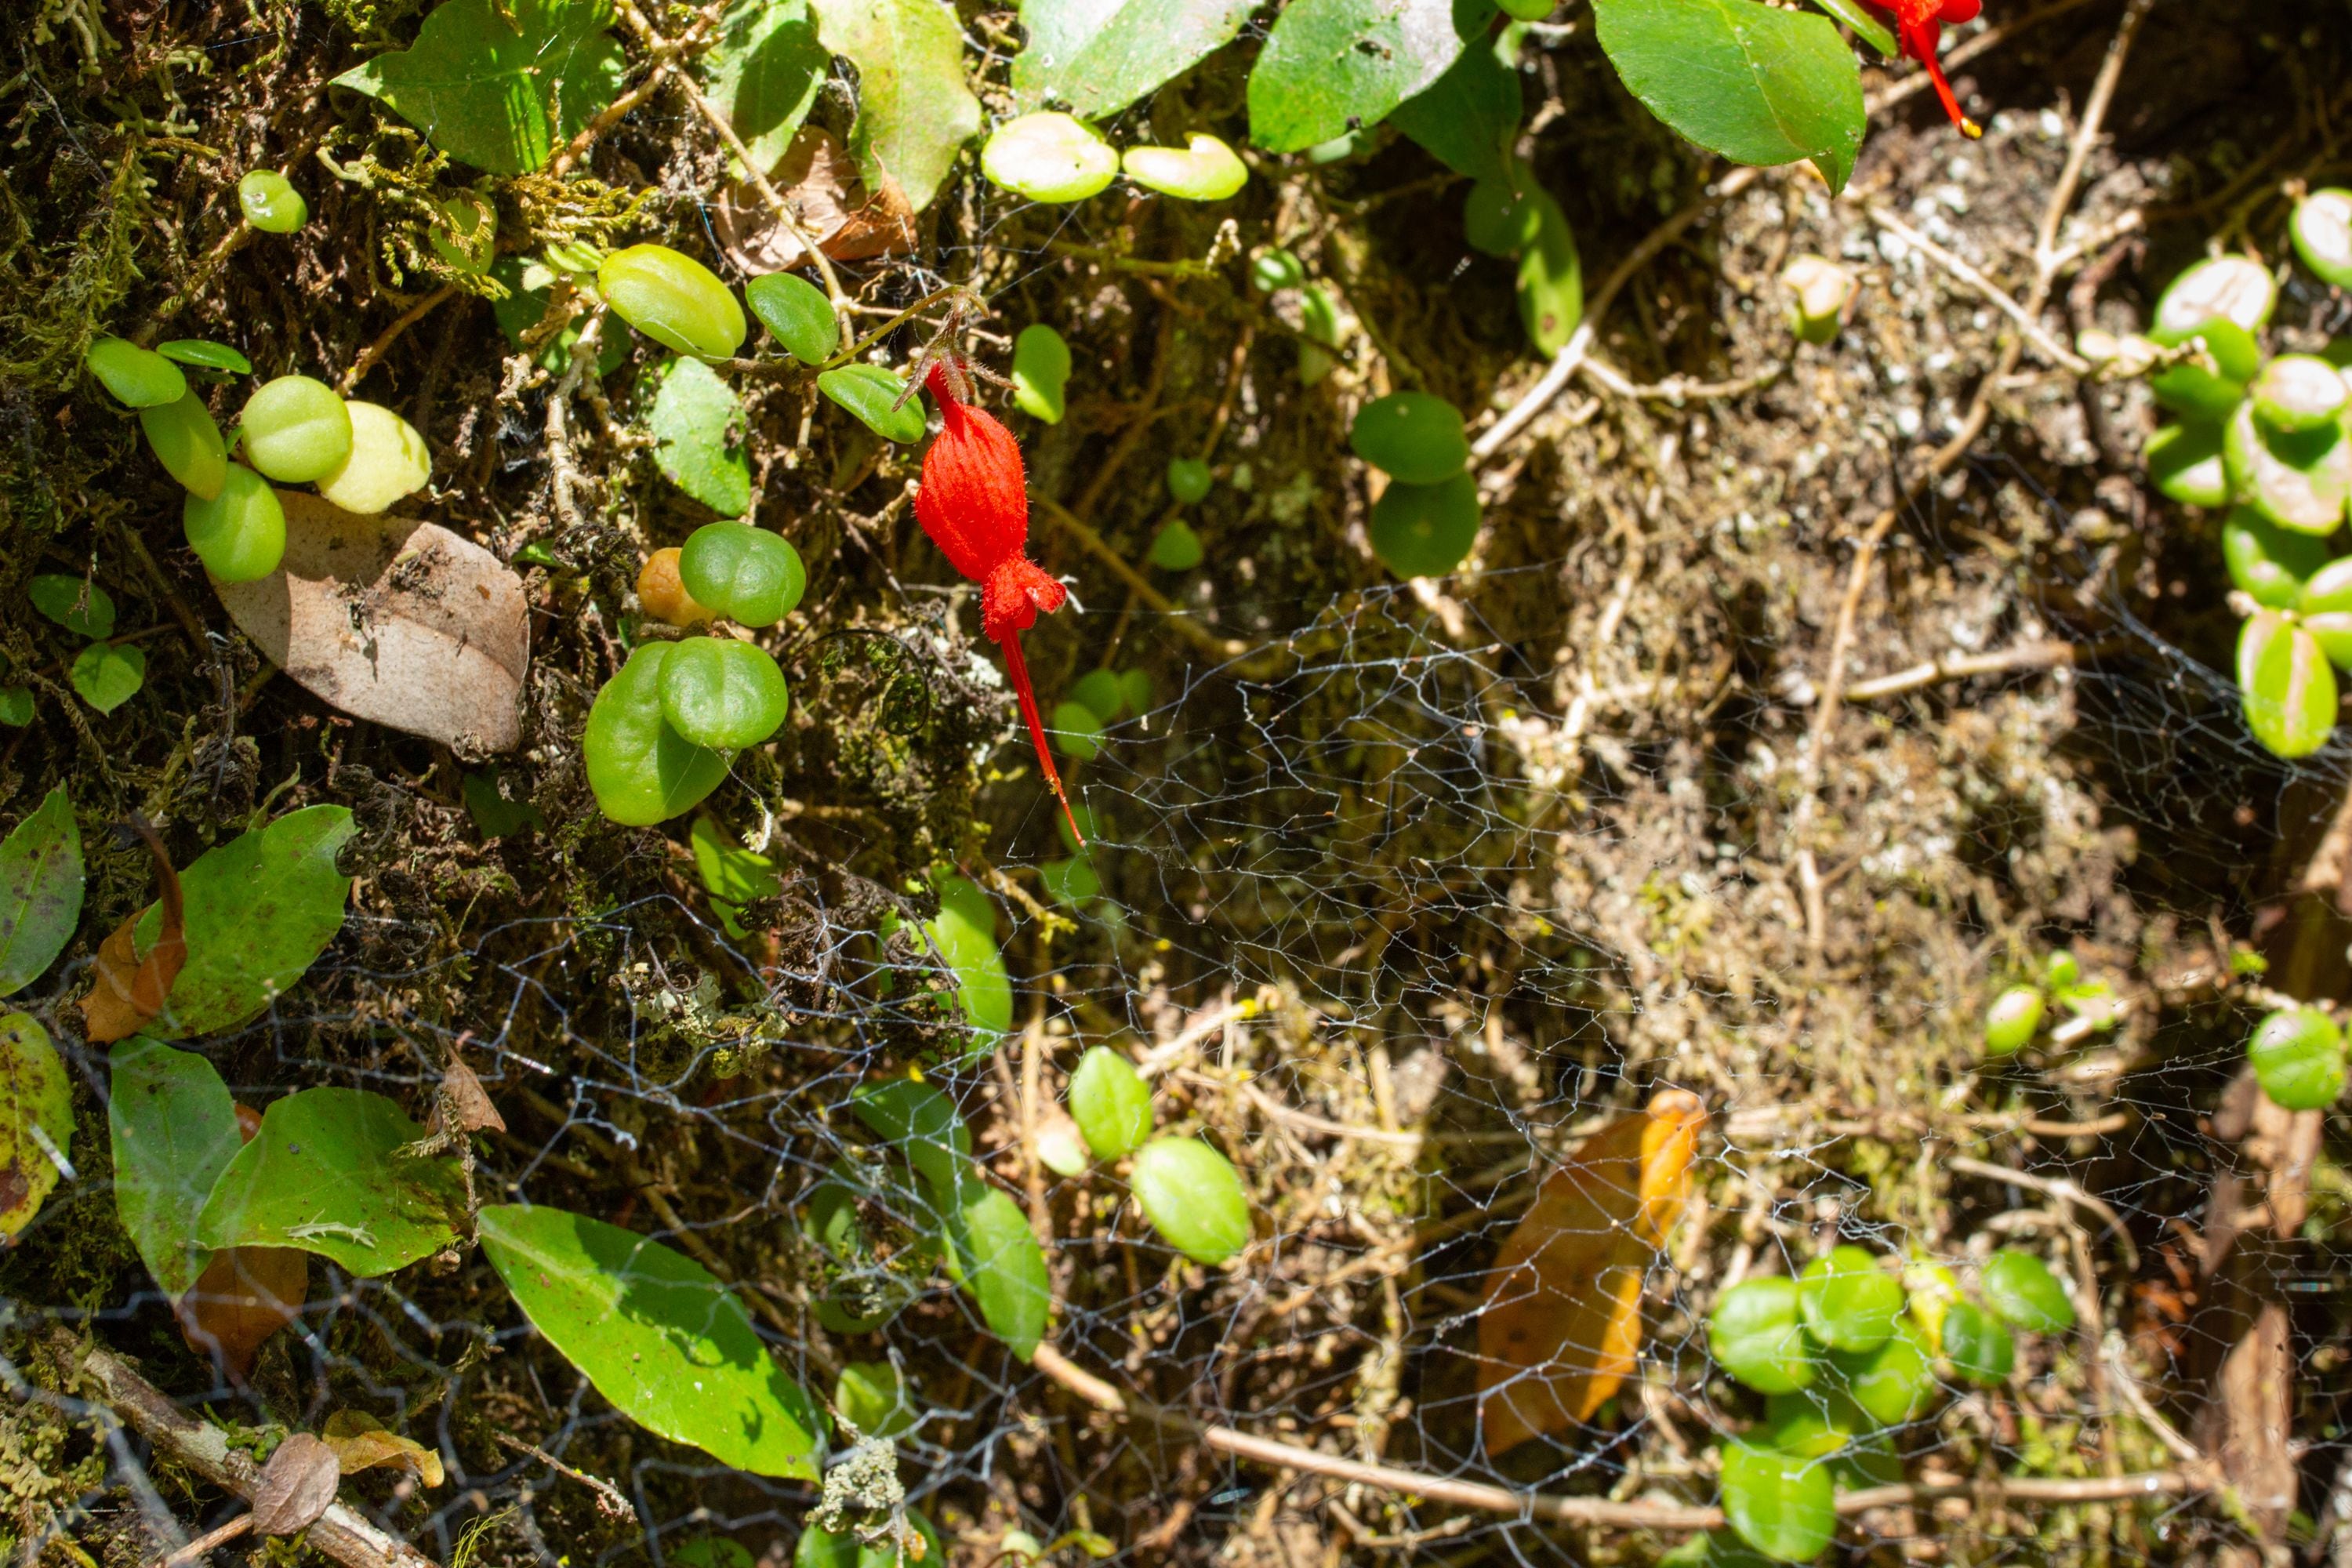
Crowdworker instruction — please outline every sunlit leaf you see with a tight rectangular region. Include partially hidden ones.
[938,1177,1050,1360]
[808,0,982,212]
[1012,0,1256,119]
[333,0,624,176]
[1477,1090,1706,1453]
[1390,21,1521,181]
[1719,1438,1838,1563]
[0,1012,71,1242]
[1591,0,1865,193]
[702,0,828,177]
[649,356,752,517]
[479,1203,827,1476]
[108,1038,242,1298]
[1248,0,1499,154]
[197,1088,466,1276]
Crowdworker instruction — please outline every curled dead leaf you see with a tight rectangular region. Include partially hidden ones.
[78,822,186,1044]
[212,493,529,757]
[249,1432,341,1536]
[1475,1089,1706,1455]
[323,1410,446,1487]
[426,1045,504,1138]
[712,126,917,275]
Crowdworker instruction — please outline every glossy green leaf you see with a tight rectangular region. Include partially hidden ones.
[1980,1248,2076,1334]
[601,245,748,361]
[982,111,1120,203]
[0,788,82,997]
[1369,472,1482,578]
[939,1178,1050,1359]
[2252,355,2349,434]
[1516,186,1583,352]
[155,340,252,374]
[132,805,355,1037]
[2238,612,2338,760]
[808,0,983,212]
[237,170,308,232]
[1465,171,1541,256]
[850,1078,972,1194]
[2292,188,2352,290]
[2148,317,2258,420]
[679,523,806,626]
[1067,1046,1152,1160]
[1050,699,1105,761]
[689,815,779,935]
[2229,506,2332,609]
[183,463,288,584]
[1351,391,1470,483]
[2146,421,2230,509]
[240,375,351,485]
[2152,256,2277,341]
[1980,985,2044,1055]
[198,1088,466,1275]
[1940,1300,2014,1385]
[659,637,789,750]
[317,400,432,515]
[1130,1135,1250,1264]
[86,338,187,408]
[1390,22,1521,182]
[2225,399,2352,534]
[1798,1245,1901,1352]
[1710,1276,1820,1394]
[1828,1320,1935,1426]
[1719,1438,1838,1563]
[649,357,751,517]
[835,1359,920,1440]
[818,364,927,443]
[1012,0,1256,119]
[1121,134,1249,201]
[746,273,837,364]
[333,0,625,176]
[585,644,732,826]
[71,643,144,715]
[140,392,230,499]
[1592,0,1865,194]
[924,903,1012,1044]
[702,0,827,177]
[479,1203,826,1476]
[0,1013,71,1243]
[1806,0,1895,55]
[2246,1005,2347,1111]
[29,576,114,639]
[1012,325,1071,423]
[1247,0,1498,154]
[108,1038,242,1297]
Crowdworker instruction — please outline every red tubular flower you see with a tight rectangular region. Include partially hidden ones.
[913,359,1084,845]
[1871,0,1984,139]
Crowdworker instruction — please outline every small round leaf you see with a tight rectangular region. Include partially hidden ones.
[1067,1046,1152,1160]
[1011,325,1071,423]
[1350,392,1469,484]
[2246,1005,2347,1111]
[1940,1301,2014,1385]
[183,464,287,583]
[1719,1439,1837,1563]
[745,272,837,364]
[659,636,790,750]
[86,338,187,408]
[1708,1277,1819,1395]
[1798,1245,1901,1353]
[1130,1136,1250,1264]
[818,364,927,443]
[1980,1249,2076,1335]
[597,244,748,361]
[1370,473,1481,578]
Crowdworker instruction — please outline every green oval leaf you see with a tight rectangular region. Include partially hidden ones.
[702,0,828,178]
[479,1203,826,1476]
[585,644,732,827]
[1369,472,1482,578]
[1066,1046,1152,1160]
[108,1037,243,1297]
[1980,1248,2076,1335]
[157,339,254,374]
[1828,1320,1935,1426]
[1149,520,1205,571]
[1980,984,2044,1057]
[1708,1276,1820,1394]
[818,363,927,443]
[1130,1135,1251,1264]
[1798,1245,1901,1353]
[1592,0,1865,194]
[939,1178,1050,1359]
[650,357,752,517]
[197,1087,466,1275]
[1247,0,1498,155]
[659,637,789,750]
[679,523,807,626]
[332,0,625,176]
[71,642,145,715]
[808,0,983,213]
[2247,1005,2347,1111]
[746,272,838,364]
[0,788,83,997]
[1012,325,1072,424]
[1013,0,1256,120]
[835,1359,920,1440]
[31,575,115,639]
[132,805,356,1037]
[2238,612,2339,760]
[2292,188,2352,290]
[2224,399,2352,535]
[1719,1438,1837,1563]
[1516,187,1583,351]
[1940,1300,2014,1385]
[86,338,187,408]
[1351,391,1470,483]
[2146,420,2230,510]
[0,1013,71,1243]
[140,392,230,499]
[849,1078,972,1193]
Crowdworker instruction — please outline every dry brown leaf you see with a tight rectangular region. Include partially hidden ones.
[212,493,529,757]
[249,1432,341,1536]
[322,1410,446,1487]
[426,1047,504,1137]
[1475,1089,1706,1455]
[712,126,917,275]
[78,822,186,1044]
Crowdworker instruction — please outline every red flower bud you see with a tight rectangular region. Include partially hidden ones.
[913,360,1084,844]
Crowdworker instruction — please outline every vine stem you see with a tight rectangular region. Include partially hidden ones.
[1029,1343,2204,1532]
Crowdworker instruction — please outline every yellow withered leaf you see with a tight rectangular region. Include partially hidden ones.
[1476,1089,1705,1455]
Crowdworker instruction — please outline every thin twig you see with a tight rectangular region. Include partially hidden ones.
[1948,1155,2140,1269]
[1865,207,2088,372]
[491,1433,640,1524]
[1842,639,2107,702]
[340,285,458,394]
